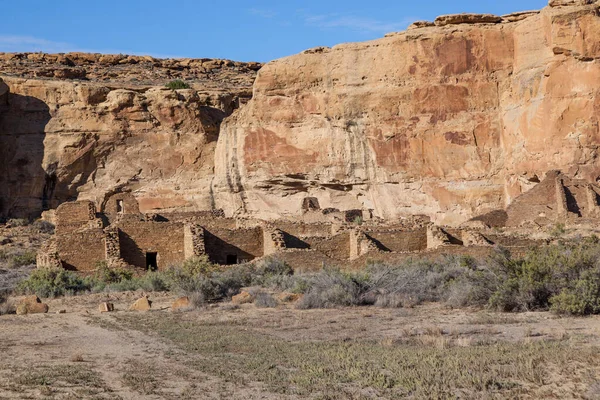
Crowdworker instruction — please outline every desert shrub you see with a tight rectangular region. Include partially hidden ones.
[295,256,498,310]
[550,268,600,315]
[488,238,600,314]
[254,291,278,308]
[17,268,93,298]
[7,218,29,227]
[0,293,14,315]
[165,79,190,89]
[32,219,55,234]
[95,262,134,284]
[251,257,295,287]
[296,268,366,309]
[9,251,37,268]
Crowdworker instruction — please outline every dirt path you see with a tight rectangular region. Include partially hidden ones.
[1,292,600,399]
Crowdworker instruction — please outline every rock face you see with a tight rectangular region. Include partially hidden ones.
[213,1,600,224]
[0,56,260,218]
[2,2,600,226]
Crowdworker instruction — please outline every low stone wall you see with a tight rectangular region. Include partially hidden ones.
[365,228,428,252]
[304,232,351,260]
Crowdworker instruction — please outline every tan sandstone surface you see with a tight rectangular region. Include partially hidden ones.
[213,1,600,224]
[2,1,600,226]
[0,55,261,218]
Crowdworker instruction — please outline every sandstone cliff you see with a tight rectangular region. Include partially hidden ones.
[2,1,600,226]
[0,55,260,218]
[214,1,600,224]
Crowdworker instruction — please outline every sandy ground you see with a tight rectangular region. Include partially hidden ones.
[1,292,600,399]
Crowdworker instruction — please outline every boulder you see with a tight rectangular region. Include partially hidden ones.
[276,292,302,303]
[99,302,115,313]
[129,296,152,311]
[171,296,192,311]
[14,295,50,314]
[232,291,254,305]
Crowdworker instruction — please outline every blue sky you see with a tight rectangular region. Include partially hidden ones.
[1,0,547,62]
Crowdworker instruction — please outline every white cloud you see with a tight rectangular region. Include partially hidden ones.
[304,14,418,34]
[0,35,184,59]
[0,35,77,53]
[248,8,278,19]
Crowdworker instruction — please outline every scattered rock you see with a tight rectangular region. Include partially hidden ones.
[232,291,254,305]
[56,309,67,314]
[276,292,302,303]
[407,21,435,29]
[99,302,115,313]
[171,296,192,311]
[129,296,152,311]
[16,298,49,315]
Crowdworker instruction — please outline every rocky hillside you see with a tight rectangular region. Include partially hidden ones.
[0,55,261,218]
[214,0,600,224]
[2,0,600,225]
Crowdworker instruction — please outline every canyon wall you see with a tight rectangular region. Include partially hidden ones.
[1,1,600,225]
[0,56,260,218]
[214,1,600,224]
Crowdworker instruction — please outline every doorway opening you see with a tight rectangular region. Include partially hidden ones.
[116,199,124,214]
[226,254,238,265]
[146,252,158,271]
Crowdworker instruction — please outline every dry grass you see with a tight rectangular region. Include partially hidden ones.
[114,312,600,399]
[7,364,116,399]
[121,360,159,395]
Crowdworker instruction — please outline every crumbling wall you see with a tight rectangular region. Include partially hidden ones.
[365,228,428,252]
[304,232,351,260]
[263,227,286,256]
[56,228,106,271]
[184,224,206,259]
[204,227,263,264]
[117,221,185,270]
[272,222,333,238]
[506,171,562,227]
[55,200,99,234]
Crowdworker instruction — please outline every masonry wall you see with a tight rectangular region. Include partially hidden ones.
[273,222,332,238]
[158,212,237,229]
[303,232,351,260]
[117,221,185,270]
[506,171,560,227]
[365,228,428,252]
[204,227,263,264]
[56,228,106,271]
[55,201,96,234]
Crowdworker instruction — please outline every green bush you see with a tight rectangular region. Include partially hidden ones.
[488,238,600,314]
[297,268,367,309]
[17,268,93,298]
[10,251,37,268]
[165,79,190,89]
[95,262,133,284]
[254,291,277,308]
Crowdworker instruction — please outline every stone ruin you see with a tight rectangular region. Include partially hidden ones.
[37,169,600,273]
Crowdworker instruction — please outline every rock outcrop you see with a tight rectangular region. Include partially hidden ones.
[0,56,260,218]
[213,1,600,224]
[2,1,600,226]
